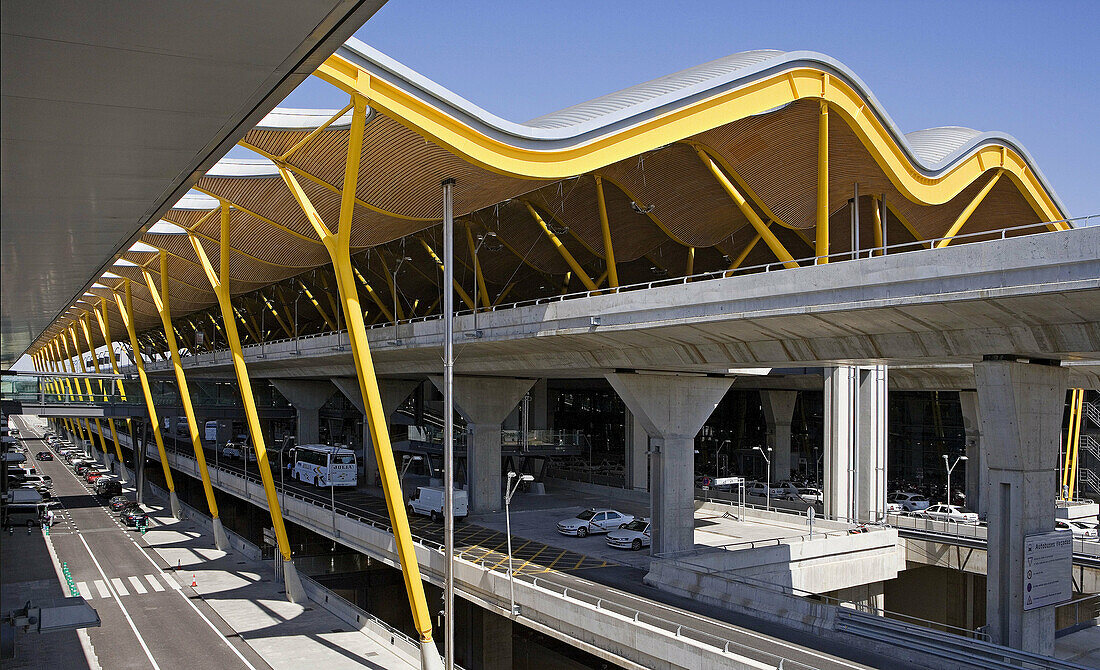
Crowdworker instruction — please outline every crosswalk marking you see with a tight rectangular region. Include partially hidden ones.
[145,574,165,592]
[94,580,111,598]
[111,578,130,596]
[128,576,148,594]
[77,582,90,600]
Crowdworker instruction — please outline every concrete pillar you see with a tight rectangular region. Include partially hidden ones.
[606,372,733,555]
[527,378,549,431]
[824,365,887,522]
[976,358,1068,655]
[761,390,798,481]
[623,408,649,492]
[332,377,419,487]
[960,391,985,516]
[271,380,335,445]
[430,376,537,514]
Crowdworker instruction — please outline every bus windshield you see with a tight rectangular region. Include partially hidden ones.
[333,454,355,465]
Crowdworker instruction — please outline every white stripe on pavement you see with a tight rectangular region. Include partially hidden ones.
[77,582,90,600]
[145,574,165,592]
[128,576,148,594]
[111,578,130,596]
[94,580,111,598]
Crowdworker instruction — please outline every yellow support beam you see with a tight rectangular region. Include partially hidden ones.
[935,169,1004,248]
[279,95,439,662]
[416,237,477,310]
[113,280,182,518]
[1062,389,1079,495]
[351,266,395,322]
[141,250,227,548]
[872,195,884,256]
[594,176,619,288]
[60,330,96,455]
[1066,389,1085,500]
[93,298,131,473]
[696,149,800,270]
[524,202,599,291]
[817,101,829,263]
[726,226,768,275]
[685,246,695,280]
[464,223,492,309]
[78,313,124,471]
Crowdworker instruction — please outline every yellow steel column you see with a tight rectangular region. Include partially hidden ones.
[872,196,884,255]
[92,300,130,481]
[464,223,491,309]
[416,238,476,309]
[1061,390,1079,496]
[279,95,441,668]
[141,252,228,548]
[817,100,829,263]
[113,280,181,518]
[696,149,799,269]
[43,344,72,436]
[594,176,619,288]
[1067,389,1084,500]
[59,332,95,455]
[74,316,113,464]
[68,323,110,459]
[935,169,1003,248]
[524,202,599,291]
[187,203,303,593]
[685,246,695,279]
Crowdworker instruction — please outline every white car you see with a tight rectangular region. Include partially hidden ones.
[1056,520,1099,540]
[745,481,771,498]
[794,487,823,504]
[885,501,903,514]
[607,518,651,551]
[921,504,979,524]
[556,509,634,537]
[888,492,931,512]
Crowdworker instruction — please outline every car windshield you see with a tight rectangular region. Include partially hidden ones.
[620,520,648,532]
[911,496,928,502]
[576,510,595,521]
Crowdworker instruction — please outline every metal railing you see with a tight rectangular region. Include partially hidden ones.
[130,216,1096,363]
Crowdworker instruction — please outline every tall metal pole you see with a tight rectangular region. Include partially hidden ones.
[441,178,456,670]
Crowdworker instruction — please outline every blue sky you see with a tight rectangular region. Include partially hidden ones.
[266,0,1099,221]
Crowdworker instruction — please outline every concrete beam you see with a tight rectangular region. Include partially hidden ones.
[332,377,420,486]
[761,390,798,480]
[271,379,335,445]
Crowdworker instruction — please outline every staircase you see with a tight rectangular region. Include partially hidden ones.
[1081,468,1100,498]
[1079,401,1100,496]
[1084,400,1100,427]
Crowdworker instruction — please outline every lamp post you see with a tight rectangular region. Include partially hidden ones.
[716,439,731,486]
[754,446,773,510]
[505,471,534,616]
[469,231,496,337]
[293,291,303,355]
[399,454,422,493]
[943,454,967,506]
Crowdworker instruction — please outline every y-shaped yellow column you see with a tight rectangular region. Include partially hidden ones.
[80,311,128,482]
[279,94,442,669]
[141,251,228,550]
[59,332,97,459]
[113,280,182,518]
[68,325,111,463]
[93,299,132,483]
[188,204,303,594]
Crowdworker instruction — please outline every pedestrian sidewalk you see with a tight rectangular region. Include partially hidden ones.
[138,502,418,670]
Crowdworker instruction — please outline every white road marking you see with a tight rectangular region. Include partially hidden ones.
[111,577,130,596]
[78,534,161,670]
[77,582,90,599]
[145,575,165,592]
[128,576,148,594]
[93,580,111,598]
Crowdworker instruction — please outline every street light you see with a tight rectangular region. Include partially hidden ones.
[943,454,968,506]
[754,446,773,510]
[399,454,422,493]
[505,471,534,616]
[467,231,497,338]
[716,439,731,485]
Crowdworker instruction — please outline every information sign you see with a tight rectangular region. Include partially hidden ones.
[1022,531,1072,611]
[715,477,743,486]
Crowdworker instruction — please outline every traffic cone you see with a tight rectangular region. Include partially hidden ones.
[191,574,198,588]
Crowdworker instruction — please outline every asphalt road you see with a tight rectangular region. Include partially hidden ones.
[12,418,269,670]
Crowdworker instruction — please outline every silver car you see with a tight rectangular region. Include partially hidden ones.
[556,509,634,537]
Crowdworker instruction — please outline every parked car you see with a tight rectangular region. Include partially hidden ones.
[116,501,142,516]
[222,442,256,462]
[744,481,771,498]
[407,486,468,522]
[85,471,105,484]
[888,492,931,513]
[108,495,132,511]
[885,501,904,514]
[35,451,53,461]
[792,487,823,504]
[1056,520,1099,540]
[921,504,979,524]
[557,509,634,537]
[606,518,651,551]
[121,509,149,527]
[95,479,123,497]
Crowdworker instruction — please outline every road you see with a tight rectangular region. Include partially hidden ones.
[12,418,269,670]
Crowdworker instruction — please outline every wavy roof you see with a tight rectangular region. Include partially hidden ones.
[32,39,1069,357]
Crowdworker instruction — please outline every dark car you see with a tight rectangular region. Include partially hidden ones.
[35,452,53,461]
[117,501,142,515]
[96,480,123,497]
[121,509,148,527]
[75,465,92,475]
[108,496,132,511]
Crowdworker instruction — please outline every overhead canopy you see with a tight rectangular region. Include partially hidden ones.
[1,1,388,368]
[24,38,1069,360]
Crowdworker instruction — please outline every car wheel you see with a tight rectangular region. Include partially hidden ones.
[430,510,440,523]
[577,526,588,538]
[408,504,416,518]
[631,539,642,551]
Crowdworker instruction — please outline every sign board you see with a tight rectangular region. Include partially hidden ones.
[194,331,204,347]
[715,477,743,486]
[263,527,276,546]
[1022,531,1072,611]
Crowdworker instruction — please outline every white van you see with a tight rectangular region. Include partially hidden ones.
[407,486,468,522]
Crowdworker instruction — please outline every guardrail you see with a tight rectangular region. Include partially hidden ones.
[131,215,1096,364]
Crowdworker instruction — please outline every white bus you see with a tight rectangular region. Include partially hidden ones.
[291,444,357,487]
